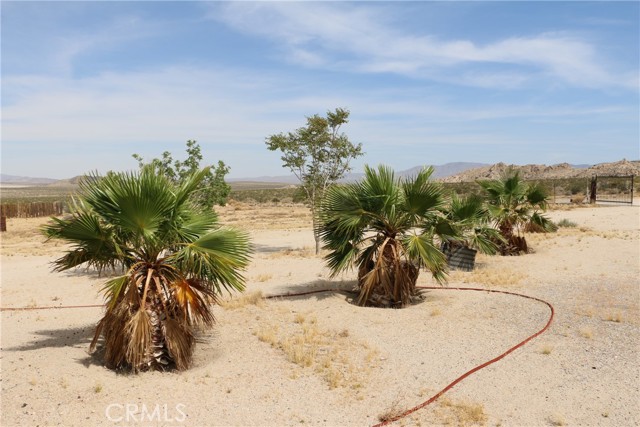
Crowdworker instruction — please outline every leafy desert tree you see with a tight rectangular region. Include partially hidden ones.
[318,165,456,308]
[478,170,557,255]
[133,140,231,208]
[266,108,363,254]
[42,167,251,372]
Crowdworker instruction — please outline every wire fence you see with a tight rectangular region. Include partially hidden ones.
[0,201,66,219]
[442,175,636,205]
[592,175,635,204]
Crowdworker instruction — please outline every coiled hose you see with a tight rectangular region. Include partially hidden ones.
[0,286,554,426]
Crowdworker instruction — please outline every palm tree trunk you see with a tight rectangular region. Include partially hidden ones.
[499,223,527,255]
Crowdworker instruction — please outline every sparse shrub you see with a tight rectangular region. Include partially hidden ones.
[556,219,577,228]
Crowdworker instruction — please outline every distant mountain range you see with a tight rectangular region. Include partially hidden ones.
[2,160,635,186]
[0,174,58,185]
[228,162,491,184]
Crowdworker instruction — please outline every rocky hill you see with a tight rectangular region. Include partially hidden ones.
[441,159,640,183]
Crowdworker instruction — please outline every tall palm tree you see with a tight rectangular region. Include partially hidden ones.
[478,170,557,255]
[42,167,251,372]
[318,165,455,308]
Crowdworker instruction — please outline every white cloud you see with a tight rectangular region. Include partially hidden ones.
[3,65,629,149]
[212,2,636,90]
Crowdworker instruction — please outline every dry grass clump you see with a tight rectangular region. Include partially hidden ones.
[1,217,67,256]
[449,266,525,287]
[569,195,585,205]
[224,200,252,211]
[254,273,273,282]
[219,291,265,310]
[267,246,314,259]
[217,204,312,230]
[540,344,554,355]
[578,327,593,339]
[254,313,378,391]
[573,284,637,325]
[430,307,443,316]
[377,398,408,423]
[604,312,623,323]
[434,397,488,426]
[548,413,566,426]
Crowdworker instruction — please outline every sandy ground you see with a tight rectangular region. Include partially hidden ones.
[1,204,638,427]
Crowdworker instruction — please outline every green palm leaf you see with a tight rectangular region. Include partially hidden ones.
[172,227,251,294]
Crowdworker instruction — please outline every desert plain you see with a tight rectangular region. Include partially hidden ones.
[1,202,638,426]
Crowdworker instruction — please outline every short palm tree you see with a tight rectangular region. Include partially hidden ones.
[478,170,557,255]
[42,167,251,372]
[318,165,454,308]
[444,193,503,255]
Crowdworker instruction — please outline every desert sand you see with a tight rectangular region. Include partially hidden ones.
[1,203,638,426]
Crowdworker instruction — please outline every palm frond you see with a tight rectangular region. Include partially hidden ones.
[125,309,152,373]
[526,183,550,208]
[171,227,251,294]
[171,278,217,327]
[100,275,130,311]
[43,212,123,272]
[528,212,558,233]
[467,227,503,255]
[401,167,444,218]
[163,318,195,370]
[403,233,447,283]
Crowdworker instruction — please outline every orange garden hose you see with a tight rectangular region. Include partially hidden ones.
[372,286,555,426]
[0,286,554,426]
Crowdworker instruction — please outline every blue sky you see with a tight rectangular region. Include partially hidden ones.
[1,1,638,180]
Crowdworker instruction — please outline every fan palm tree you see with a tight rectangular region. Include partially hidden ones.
[478,170,557,255]
[318,165,455,308]
[439,193,503,270]
[444,193,503,255]
[42,167,251,372]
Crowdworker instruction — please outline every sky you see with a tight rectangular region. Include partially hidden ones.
[1,1,639,180]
